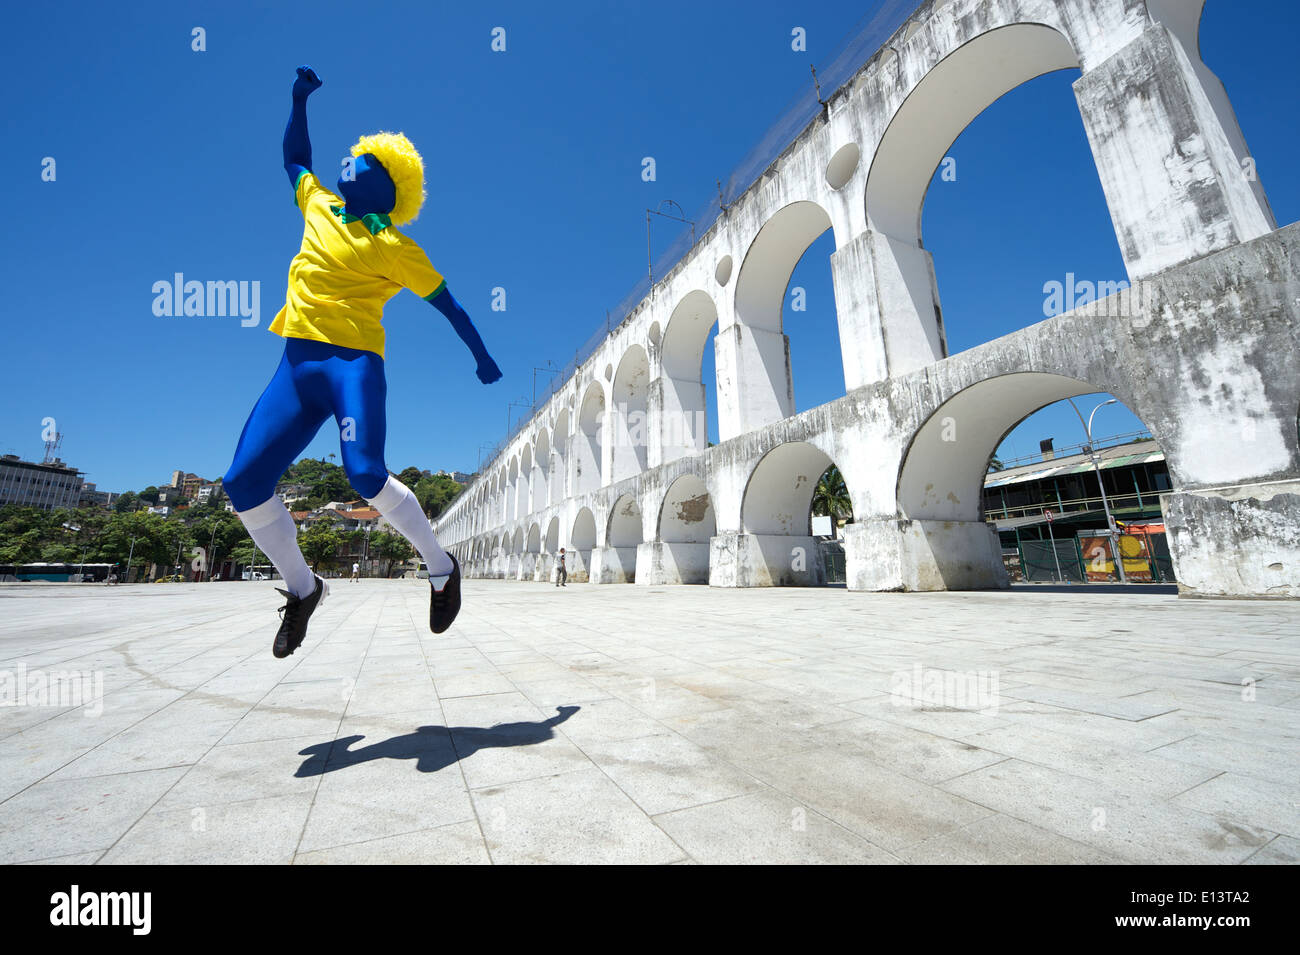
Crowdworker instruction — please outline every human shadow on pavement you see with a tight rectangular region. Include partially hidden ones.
[294,705,580,777]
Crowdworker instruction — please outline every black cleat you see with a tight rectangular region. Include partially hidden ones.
[429,554,462,634]
[273,575,328,658]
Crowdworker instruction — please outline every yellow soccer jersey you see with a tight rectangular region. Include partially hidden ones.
[268,171,446,358]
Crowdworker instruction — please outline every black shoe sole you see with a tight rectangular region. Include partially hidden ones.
[430,556,462,634]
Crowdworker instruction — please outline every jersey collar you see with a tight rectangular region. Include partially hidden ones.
[330,204,392,235]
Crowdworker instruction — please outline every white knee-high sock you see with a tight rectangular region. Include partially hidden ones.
[367,476,454,577]
[236,497,316,598]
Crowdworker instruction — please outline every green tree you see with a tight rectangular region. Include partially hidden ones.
[140,486,160,504]
[369,531,414,577]
[299,523,342,571]
[283,458,360,506]
[182,509,246,576]
[811,465,852,537]
[0,506,53,563]
[414,473,463,518]
[397,466,424,487]
[228,538,260,568]
[113,491,139,513]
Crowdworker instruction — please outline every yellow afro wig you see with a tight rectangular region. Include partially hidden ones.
[351,131,426,226]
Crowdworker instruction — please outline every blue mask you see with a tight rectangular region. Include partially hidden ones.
[338,153,396,218]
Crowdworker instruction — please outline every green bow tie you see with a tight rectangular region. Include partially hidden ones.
[330,204,392,235]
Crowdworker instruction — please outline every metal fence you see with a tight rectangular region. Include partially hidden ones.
[1013,532,1177,584]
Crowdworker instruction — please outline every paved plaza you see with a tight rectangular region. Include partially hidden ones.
[0,579,1297,864]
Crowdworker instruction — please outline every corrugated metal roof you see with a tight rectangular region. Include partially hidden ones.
[985,444,1165,489]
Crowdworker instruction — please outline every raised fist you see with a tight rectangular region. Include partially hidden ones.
[476,356,503,385]
[292,65,322,100]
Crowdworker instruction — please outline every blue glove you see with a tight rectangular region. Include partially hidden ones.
[476,356,503,384]
[292,65,322,101]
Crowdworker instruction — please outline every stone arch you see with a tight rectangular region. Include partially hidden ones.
[551,408,570,503]
[741,441,835,537]
[607,493,644,548]
[735,201,836,335]
[728,200,835,434]
[611,345,650,482]
[896,373,1162,524]
[857,23,1083,383]
[659,290,717,463]
[504,463,517,526]
[597,493,643,584]
[721,440,840,588]
[518,444,533,519]
[646,473,715,585]
[575,380,606,494]
[532,428,551,513]
[544,515,560,554]
[866,24,1082,247]
[658,473,716,543]
[878,371,1171,593]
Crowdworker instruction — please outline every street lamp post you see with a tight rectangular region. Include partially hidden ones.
[1068,398,1128,584]
[207,523,219,583]
[125,535,137,584]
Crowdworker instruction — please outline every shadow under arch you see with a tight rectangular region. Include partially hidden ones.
[611,344,650,482]
[532,428,551,513]
[596,493,642,584]
[570,506,597,582]
[575,380,605,495]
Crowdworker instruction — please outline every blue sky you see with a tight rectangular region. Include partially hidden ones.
[3,0,1297,493]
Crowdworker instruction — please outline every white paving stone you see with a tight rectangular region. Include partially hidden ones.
[0,579,1296,863]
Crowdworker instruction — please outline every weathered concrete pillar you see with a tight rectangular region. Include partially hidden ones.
[843,520,1007,592]
[568,548,591,583]
[637,541,710,585]
[713,323,793,441]
[1163,483,1300,599]
[830,231,946,389]
[600,407,615,488]
[708,532,824,587]
[590,545,636,583]
[1074,24,1276,280]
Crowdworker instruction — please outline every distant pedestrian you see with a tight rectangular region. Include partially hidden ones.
[351,561,360,582]
[556,548,567,587]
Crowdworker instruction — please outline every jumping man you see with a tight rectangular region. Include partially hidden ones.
[223,66,501,658]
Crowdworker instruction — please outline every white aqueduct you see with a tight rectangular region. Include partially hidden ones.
[435,0,1299,599]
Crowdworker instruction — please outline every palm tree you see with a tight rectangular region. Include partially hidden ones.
[811,465,852,537]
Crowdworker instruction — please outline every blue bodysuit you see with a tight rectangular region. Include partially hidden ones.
[223,67,500,512]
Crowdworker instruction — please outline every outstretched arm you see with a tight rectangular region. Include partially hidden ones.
[283,66,322,188]
[426,286,502,384]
